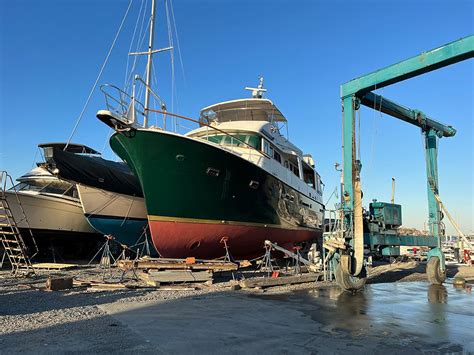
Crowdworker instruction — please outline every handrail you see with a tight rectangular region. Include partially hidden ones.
[146,109,266,157]
[100,84,146,118]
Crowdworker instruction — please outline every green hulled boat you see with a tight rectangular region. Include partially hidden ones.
[98,79,325,259]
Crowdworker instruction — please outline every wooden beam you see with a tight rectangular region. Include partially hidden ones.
[117,258,238,272]
[240,273,321,289]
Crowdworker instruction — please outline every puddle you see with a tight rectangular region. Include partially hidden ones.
[258,281,474,351]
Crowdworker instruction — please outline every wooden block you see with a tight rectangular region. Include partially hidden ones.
[146,270,212,283]
[239,260,252,268]
[240,273,321,289]
[46,277,73,291]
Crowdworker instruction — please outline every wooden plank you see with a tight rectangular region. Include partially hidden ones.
[156,286,197,291]
[145,270,213,283]
[33,263,78,270]
[116,258,238,272]
[240,273,321,289]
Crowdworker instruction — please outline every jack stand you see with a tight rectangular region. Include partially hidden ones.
[88,235,118,281]
[220,237,233,263]
[119,250,140,283]
[220,237,235,280]
[260,242,275,277]
[114,244,130,266]
[291,246,303,275]
[140,235,151,257]
[131,227,153,257]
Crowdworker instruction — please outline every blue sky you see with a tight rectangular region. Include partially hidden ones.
[1,0,472,233]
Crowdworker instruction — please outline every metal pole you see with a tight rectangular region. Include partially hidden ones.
[143,0,156,128]
[391,177,395,204]
[425,128,441,242]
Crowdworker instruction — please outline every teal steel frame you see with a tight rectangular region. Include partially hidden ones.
[340,35,474,276]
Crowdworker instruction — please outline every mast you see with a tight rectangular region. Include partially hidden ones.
[143,0,156,128]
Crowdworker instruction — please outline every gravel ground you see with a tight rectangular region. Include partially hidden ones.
[0,261,473,353]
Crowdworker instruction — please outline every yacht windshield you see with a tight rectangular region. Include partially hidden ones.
[11,181,76,197]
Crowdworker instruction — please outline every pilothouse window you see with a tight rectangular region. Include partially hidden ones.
[206,134,261,150]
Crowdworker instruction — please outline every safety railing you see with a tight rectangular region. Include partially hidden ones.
[100,84,146,122]
[146,109,266,158]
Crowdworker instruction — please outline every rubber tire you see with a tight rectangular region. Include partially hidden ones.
[427,256,446,285]
[335,262,367,292]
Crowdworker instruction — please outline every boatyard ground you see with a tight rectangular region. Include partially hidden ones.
[1,262,473,353]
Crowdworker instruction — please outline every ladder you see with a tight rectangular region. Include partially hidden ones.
[0,171,36,275]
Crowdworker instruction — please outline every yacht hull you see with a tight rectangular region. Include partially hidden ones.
[77,184,148,247]
[4,190,96,233]
[110,129,323,259]
[3,190,102,257]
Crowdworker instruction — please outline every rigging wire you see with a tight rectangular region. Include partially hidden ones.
[124,0,146,91]
[100,128,114,155]
[30,148,39,169]
[65,0,133,149]
[165,0,176,130]
[169,0,186,86]
[124,8,151,93]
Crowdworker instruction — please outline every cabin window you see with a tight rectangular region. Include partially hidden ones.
[207,135,223,144]
[289,162,299,177]
[63,185,79,198]
[273,150,281,164]
[303,171,315,188]
[40,184,70,195]
[247,135,261,149]
[315,174,323,194]
[11,182,42,192]
[262,139,274,157]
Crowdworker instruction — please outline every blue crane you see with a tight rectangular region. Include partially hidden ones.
[335,35,473,291]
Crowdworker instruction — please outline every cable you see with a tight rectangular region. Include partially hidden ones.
[65,0,133,150]
[124,0,146,91]
[169,0,186,86]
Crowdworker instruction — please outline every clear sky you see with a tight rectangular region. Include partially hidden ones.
[1,0,473,234]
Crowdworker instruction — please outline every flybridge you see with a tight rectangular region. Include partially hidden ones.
[200,77,287,124]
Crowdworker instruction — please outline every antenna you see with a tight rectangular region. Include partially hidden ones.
[391,177,396,204]
[245,76,267,98]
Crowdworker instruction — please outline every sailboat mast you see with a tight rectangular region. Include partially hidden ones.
[143,0,156,128]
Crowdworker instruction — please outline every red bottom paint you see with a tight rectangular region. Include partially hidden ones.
[149,220,321,259]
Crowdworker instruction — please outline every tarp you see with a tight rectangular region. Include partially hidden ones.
[45,147,143,197]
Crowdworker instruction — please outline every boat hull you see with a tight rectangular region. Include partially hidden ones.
[77,185,148,247]
[149,218,318,259]
[4,190,96,233]
[3,190,102,257]
[110,129,323,259]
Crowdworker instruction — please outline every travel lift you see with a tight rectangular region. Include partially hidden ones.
[329,35,474,291]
